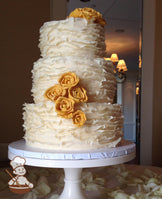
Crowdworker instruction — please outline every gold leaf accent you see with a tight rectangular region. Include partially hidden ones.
[68,7,106,26]
[44,84,67,102]
[59,72,79,89]
[72,110,86,127]
[69,86,88,103]
[55,97,75,119]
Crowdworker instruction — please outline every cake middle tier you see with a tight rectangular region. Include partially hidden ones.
[31,56,116,104]
[23,102,124,150]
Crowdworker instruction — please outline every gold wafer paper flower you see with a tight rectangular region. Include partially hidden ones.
[59,72,79,89]
[72,110,86,127]
[44,72,88,127]
[68,7,106,26]
[55,97,75,119]
[44,84,67,101]
[69,86,88,103]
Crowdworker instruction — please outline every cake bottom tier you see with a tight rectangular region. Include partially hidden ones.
[23,102,124,150]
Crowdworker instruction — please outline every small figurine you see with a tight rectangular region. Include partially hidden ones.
[7,156,33,194]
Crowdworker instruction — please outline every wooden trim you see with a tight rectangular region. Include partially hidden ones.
[152,0,162,166]
[140,0,155,165]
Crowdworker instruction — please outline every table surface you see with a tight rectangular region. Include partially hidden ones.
[1,164,162,199]
[8,139,136,168]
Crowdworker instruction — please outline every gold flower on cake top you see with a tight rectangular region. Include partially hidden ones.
[45,84,67,101]
[59,72,79,89]
[68,7,106,26]
[69,86,88,103]
[55,97,75,119]
[72,110,86,127]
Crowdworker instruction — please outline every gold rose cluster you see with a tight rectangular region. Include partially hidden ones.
[44,72,88,127]
[68,7,106,26]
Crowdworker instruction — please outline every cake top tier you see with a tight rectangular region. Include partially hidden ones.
[39,8,107,58]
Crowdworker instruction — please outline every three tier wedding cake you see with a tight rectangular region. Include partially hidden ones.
[23,8,124,150]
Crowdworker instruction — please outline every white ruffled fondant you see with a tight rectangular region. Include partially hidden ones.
[23,102,123,150]
[23,16,124,151]
[31,56,116,104]
[39,17,106,58]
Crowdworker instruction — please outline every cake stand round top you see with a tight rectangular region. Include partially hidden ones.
[8,139,135,168]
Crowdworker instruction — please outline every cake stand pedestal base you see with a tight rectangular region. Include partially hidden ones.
[59,168,85,199]
[8,139,135,199]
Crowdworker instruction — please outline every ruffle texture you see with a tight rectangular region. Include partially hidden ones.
[23,17,124,150]
[39,18,106,58]
[31,56,116,104]
[23,102,123,150]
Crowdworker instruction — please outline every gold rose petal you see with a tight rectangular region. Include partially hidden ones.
[69,86,88,103]
[94,17,106,26]
[60,112,73,119]
[59,72,79,89]
[68,7,106,26]
[44,84,67,102]
[72,110,86,127]
[55,97,75,119]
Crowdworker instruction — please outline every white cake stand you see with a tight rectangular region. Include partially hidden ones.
[8,139,135,199]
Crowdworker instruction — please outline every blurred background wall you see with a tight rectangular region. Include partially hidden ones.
[0,0,51,160]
